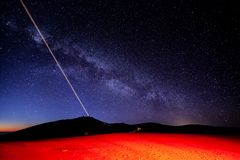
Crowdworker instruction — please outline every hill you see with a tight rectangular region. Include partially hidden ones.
[0,116,239,141]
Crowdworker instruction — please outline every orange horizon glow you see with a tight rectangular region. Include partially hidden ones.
[0,123,29,132]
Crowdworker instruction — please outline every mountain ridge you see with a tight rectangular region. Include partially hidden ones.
[1,116,239,141]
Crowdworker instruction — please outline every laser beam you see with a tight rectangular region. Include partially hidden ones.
[20,0,90,116]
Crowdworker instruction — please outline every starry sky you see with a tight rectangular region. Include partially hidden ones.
[1,0,240,131]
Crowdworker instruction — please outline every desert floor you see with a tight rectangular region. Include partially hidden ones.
[0,133,240,160]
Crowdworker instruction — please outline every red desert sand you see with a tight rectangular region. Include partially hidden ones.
[0,133,240,160]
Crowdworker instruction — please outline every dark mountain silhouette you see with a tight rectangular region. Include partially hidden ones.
[0,132,10,136]
[1,116,239,141]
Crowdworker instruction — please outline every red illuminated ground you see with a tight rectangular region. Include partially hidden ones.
[0,133,240,160]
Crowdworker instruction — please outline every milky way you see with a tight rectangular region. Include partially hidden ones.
[0,0,240,129]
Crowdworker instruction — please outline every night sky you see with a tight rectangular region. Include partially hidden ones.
[1,0,240,131]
